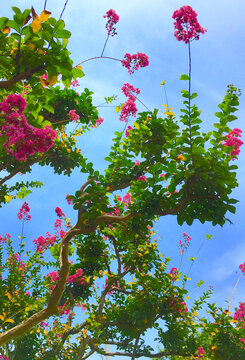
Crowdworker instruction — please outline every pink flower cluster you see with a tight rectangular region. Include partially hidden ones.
[137,175,147,182]
[169,267,178,280]
[116,192,132,208]
[197,347,205,359]
[119,83,140,122]
[239,262,245,273]
[58,303,74,316]
[66,195,73,205]
[224,128,243,160]
[33,232,57,253]
[91,117,104,128]
[55,207,65,218]
[178,232,192,255]
[67,268,84,285]
[103,9,119,36]
[17,201,31,221]
[121,53,149,74]
[70,79,80,87]
[234,302,245,322]
[0,94,56,161]
[0,233,10,244]
[172,6,207,44]
[125,125,133,137]
[7,253,26,274]
[169,296,188,314]
[0,355,10,360]
[46,268,86,290]
[68,109,80,122]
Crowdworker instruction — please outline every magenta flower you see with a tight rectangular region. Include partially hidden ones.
[197,347,205,358]
[234,302,245,321]
[68,109,80,122]
[137,175,147,182]
[172,6,207,44]
[239,262,245,273]
[17,202,31,221]
[125,126,133,137]
[66,195,73,205]
[91,117,104,128]
[170,267,178,277]
[0,94,56,161]
[224,128,243,160]
[70,79,80,87]
[103,9,119,36]
[55,207,65,218]
[121,53,149,74]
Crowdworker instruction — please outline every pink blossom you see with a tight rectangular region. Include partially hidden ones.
[239,262,245,273]
[119,99,138,122]
[60,230,67,238]
[70,79,80,87]
[197,347,205,358]
[122,192,131,207]
[91,117,104,128]
[68,109,80,122]
[103,9,119,36]
[137,175,147,182]
[224,128,243,160]
[0,235,7,244]
[119,84,140,122]
[33,233,57,253]
[170,267,178,277]
[134,160,140,166]
[17,202,31,221]
[41,321,48,328]
[172,6,207,44]
[66,195,73,205]
[234,302,245,321]
[125,126,133,137]
[67,268,84,285]
[0,94,56,161]
[54,219,62,229]
[160,173,165,178]
[55,207,65,218]
[121,53,149,74]
[178,232,192,254]
[121,83,140,98]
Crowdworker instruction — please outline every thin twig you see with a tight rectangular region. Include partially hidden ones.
[101,34,110,57]
[59,0,69,20]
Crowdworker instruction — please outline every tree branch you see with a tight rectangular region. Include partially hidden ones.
[0,65,45,89]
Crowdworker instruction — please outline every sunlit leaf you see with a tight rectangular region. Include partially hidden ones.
[40,10,51,22]
[2,26,10,34]
[4,195,12,203]
[31,18,41,32]
[48,74,57,86]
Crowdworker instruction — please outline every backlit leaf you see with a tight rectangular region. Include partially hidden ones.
[2,26,10,34]
[40,10,51,22]
[31,18,41,32]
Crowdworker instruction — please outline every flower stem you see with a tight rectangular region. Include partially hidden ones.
[228,273,243,311]
[101,34,110,57]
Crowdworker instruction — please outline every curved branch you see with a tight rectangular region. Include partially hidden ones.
[0,65,45,89]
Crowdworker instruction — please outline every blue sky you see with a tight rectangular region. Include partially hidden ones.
[1,0,245,357]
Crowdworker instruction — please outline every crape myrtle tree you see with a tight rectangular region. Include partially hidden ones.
[0,3,245,360]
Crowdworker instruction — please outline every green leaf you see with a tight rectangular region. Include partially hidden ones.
[54,29,71,39]
[12,7,21,15]
[179,74,190,81]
